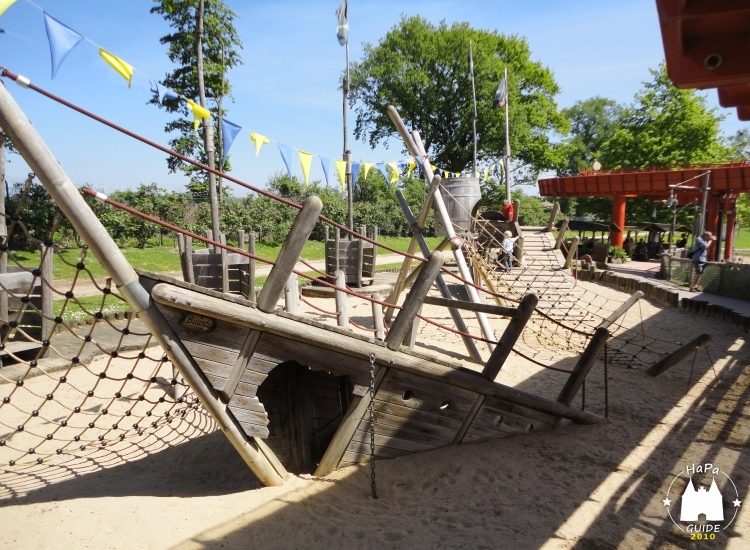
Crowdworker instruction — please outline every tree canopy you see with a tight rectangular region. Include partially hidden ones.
[349,16,568,180]
[598,64,731,170]
[150,0,243,190]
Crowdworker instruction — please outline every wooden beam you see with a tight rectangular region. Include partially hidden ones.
[423,296,519,318]
[385,252,444,351]
[221,330,262,401]
[335,270,348,328]
[284,272,300,314]
[371,292,386,341]
[219,233,229,294]
[40,244,53,342]
[554,220,568,250]
[646,334,711,377]
[546,202,560,232]
[314,365,388,478]
[256,196,323,313]
[563,236,579,269]
[247,232,255,301]
[555,326,610,410]
[597,291,643,330]
[452,292,538,444]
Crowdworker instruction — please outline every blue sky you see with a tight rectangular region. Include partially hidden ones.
[0,0,744,195]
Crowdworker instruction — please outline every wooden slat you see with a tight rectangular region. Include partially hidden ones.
[182,340,239,365]
[351,429,435,453]
[355,414,450,447]
[372,398,463,432]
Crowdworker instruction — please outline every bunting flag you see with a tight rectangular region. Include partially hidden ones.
[220,119,242,167]
[99,48,134,88]
[483,167,489,182]
[334,160,347,192]
[363,162,373,178]
[186,99,210,131]
[0,0,18,17]
[250,132,269,157]
[335,0,348,46]
[387,161,399,184]
[298,150,313,186]
[407,158,417,177]
[493,75,508,109]
[149,80,179,104]
[278,143,293,177]
[351,162,361,184]
[320,157,332,186]
[44,12,83,79]
[375,163,388,184]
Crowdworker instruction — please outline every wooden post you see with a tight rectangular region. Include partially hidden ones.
[403,305,422,349]
[552,327,610,428]
[646,334,711,377]
[555,220,568,250]
[452,292,539,444]
[205,229,214,252]
[237,229,245,251]
[394,189,483,362]
[334,227,340,273]
[0,132,7,321]
[256,196,323,313]
[248,232,256,301]
[357,224,365,287]
[335,269,348,328]
[512,199,520,223]
[219,233,229,294]
[385,251,444,351]
[0,83,284,486]
[177,233,188,282]
[597,291,643,329]
[371,292,386,340]
[564,236,579,269]
[372,225,378,272]
[182,236,194,284]
[516,235,524,266]
[546,202,560,232]
[40,243,53,345]
[284,272,299,314]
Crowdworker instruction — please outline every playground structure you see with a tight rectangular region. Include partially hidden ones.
[0,73,715,490]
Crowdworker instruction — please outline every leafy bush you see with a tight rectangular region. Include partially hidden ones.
[608,245,629,261]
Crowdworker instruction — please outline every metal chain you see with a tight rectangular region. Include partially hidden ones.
[369,353,378,499]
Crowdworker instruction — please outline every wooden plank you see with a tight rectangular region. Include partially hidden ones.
[423,295,519,318]
[379,375,476,413]
[344,444,410,462]
[373,398,463,432]
[287,364,312,472]
[375,387,468,423]
[182,340,239,365]
[481,395,557,426]
[195,357,234,379]
[222,330,262,401]
[365,408,456,441]
[228,394,268,414]
[646,334,711,377]
[159,305,251,350]
[385,368,479,404]
[355,413,451,447]
[351,429,435,453]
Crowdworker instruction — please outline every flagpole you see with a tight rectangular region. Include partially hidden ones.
[341,3,353,237]
[503,66,511,202]
[469,40,478,176]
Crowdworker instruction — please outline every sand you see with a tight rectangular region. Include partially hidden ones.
[1,279,749,549]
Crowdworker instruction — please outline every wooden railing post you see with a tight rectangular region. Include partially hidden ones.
[546,202,560,232]
[219,233,229,294]
[40,243,53,345]
[248,231,256,301]
[284,272,299,314]
[555,220,568,250]
[564,236,579,269]
[512,199,520,223]
[335,270,348,328]
[371,292,386,340]
[647,334,711,377]
[256,196,323,313]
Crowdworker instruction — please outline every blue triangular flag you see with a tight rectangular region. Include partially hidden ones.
[220,119,242,168]
[278,143,293,177]
[376,162,388,183]
[351,162,361,185]
[149,80,179,104]
[44,12,83,79]
[320,157,331,186]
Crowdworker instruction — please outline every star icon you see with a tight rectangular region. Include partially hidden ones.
[662,497,672,507]
[733,499,742,507]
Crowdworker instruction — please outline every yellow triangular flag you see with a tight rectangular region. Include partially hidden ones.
[335,160,347,192]
[298,150,313,186]
[407,158,417,177]
[483,168,489,182]
[186,99,211,131]
[387,161,399,184]
[363,162,373,178]
[0,0,18,17]
[250,132,269,157]
[99,48,133,88]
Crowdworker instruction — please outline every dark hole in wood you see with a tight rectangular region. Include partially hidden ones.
[525,423,534,433]
[402,390,413,401]
[494,415,503,425]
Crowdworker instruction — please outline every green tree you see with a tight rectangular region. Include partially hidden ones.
[555,97,622,176]
[150,0,242,194]
[737,192,750,230]
[348,16,568,181]
[728,128,750,160]
[600,64,731,170]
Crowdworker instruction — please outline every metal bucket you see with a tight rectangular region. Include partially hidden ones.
[434,177,481,237]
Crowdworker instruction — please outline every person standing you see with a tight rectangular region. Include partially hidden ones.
[689,231,715,292]
[501,230,519,271]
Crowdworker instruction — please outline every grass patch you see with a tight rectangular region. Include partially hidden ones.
[54,293,129,321]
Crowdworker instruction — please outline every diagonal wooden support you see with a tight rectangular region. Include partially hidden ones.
[646,334,711,377]
[395,189,482,362]
[597,291,643,330]
[452,293,538,444]
[256,195,323,313]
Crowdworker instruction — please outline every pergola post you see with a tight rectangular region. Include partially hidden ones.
[611,195,626,247]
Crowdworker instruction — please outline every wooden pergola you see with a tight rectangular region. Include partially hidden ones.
[538,163,750,260]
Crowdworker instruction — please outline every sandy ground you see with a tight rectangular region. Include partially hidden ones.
[1,279,749,549]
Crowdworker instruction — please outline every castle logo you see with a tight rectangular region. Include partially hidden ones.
[662,463,742,539]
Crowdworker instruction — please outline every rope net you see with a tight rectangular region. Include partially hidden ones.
[0,178,214,496]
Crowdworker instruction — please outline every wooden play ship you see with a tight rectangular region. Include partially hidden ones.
[0,82,606,487]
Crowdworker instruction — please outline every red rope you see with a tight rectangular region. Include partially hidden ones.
[300,296,339,316]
